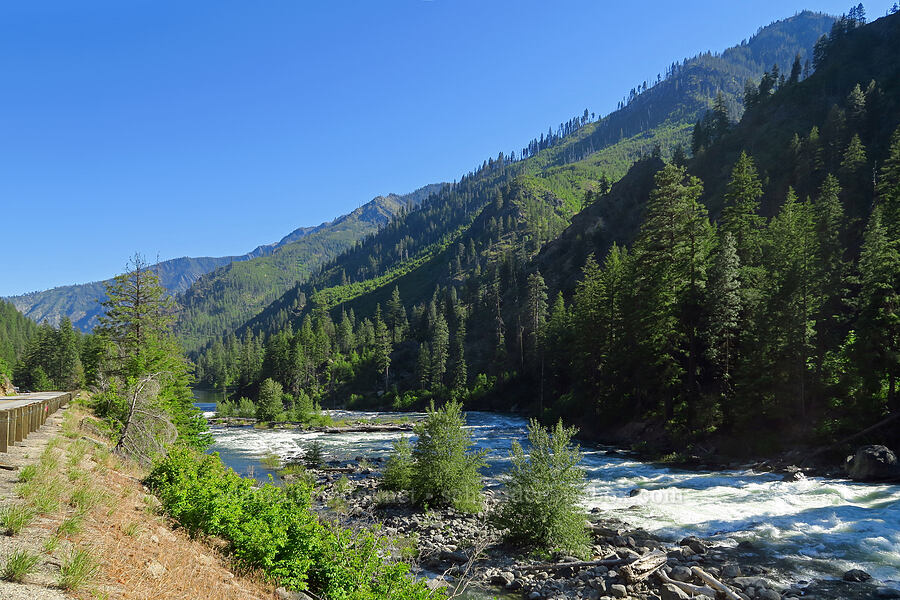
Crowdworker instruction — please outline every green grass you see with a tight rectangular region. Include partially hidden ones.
[18,463,38,483]
[58,547,99,591]
[57,513,85,537]
[0,504,35,535]
[70,484,104,513]
[259,452,281,469]
[1,548,41,583]
[18,476,64,514]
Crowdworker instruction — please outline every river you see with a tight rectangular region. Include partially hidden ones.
[193,394,900,586]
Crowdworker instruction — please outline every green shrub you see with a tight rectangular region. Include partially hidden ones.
[494,419,589,557]
[256,378,284,421]
[383,436,414,491]
[410,401,487,512]
[145,447,438,598]
[2,548,40,582]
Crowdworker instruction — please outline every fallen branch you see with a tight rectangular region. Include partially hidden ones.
[691,566,742,600]
[657,569,716,598]
[518,556,634,573]
[620,550,667,583]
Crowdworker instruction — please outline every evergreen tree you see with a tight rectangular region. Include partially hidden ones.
[429,312,450,390]
[854,207,900,413]
[374,305,392,390]
[876,125,900,239]
[705,233,741,423]
[524,272,548,361]
[722,151,765,266]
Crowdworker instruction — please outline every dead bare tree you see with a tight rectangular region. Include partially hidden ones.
[114,372,176,464]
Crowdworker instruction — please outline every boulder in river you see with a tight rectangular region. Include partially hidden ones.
[845,445,900,481]
[842,568,871,582]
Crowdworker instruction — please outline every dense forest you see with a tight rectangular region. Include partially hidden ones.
[0,299,38,380]
[193,8,900,457]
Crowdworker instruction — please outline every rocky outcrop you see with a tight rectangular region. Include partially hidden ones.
[0,374,14,395]
[845,445,900,481]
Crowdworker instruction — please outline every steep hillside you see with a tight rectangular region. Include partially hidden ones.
[228,12,835,347]
[6,255,242,331]
[198,10,900,458]
[0,299,37,376]
[5,185,441,335]
[176,184,444,353]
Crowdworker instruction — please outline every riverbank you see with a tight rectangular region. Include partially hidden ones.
[0,399,273,600]
[302,457,900,600]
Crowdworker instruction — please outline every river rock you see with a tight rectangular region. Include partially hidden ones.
[842,568,871,582]
[668,565,693,582]
[757,589,781,600]
[609,583,628,598]
[490,571,515,587]
[876,587,900,599]
[722,563,742,578]
[275,588,314,600]
[781,466,805,482]
[660,584,691,600]
[845,445,900,481]
[679,536,707,554]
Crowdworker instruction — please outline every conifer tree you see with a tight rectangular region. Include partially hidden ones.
[855,207,900,413]
[722,152,766,267]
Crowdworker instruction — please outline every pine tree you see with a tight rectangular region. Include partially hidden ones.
[525,272,548,361]
[631,164,713,421]
[855,207,900,413]
[374,305,392,390]
[256,378,284,421]
[722,152,765,267]
[876,125,900,240]
[430,312,450,390]
[705,233,741,423]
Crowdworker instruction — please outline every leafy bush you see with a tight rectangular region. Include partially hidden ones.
[410,400,487,512]
[383,436,414,491]
[146,447,438,598]
[256,378,284,421]
[494,419,589,557]
[217,397,256,418]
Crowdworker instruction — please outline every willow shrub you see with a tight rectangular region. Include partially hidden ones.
[409,400,487,512]
[494,419,590,558]
[146,447,437,598]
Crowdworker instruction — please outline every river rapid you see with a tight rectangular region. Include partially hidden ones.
[193,396,900,586]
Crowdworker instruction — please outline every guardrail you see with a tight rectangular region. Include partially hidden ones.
[0,392,72,453]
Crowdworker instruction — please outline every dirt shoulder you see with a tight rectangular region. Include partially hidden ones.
[0,397,275,600]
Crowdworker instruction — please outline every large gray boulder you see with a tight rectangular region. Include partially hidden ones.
[845,445,900,481]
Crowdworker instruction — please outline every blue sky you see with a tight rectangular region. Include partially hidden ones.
[0,1,893,296]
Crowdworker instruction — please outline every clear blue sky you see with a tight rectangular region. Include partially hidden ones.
[1,0,893,296]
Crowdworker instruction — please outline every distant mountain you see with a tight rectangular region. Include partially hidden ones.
[6,255,244,331]
[4,184,442,334]
[175,184,444,353]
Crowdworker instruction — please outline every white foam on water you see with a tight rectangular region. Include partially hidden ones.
[205,409,900,583]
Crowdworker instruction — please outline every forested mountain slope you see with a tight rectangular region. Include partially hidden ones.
[175,184,444,353]
[4,185,441,336]
[0,299,38,377]
[199,9,900,458]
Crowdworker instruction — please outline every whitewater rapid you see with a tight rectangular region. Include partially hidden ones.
[197,404,900,584]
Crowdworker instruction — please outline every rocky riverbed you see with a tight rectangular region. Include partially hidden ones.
[290,460,900,600]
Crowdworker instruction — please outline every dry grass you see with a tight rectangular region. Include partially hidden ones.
[1,404,274,600]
